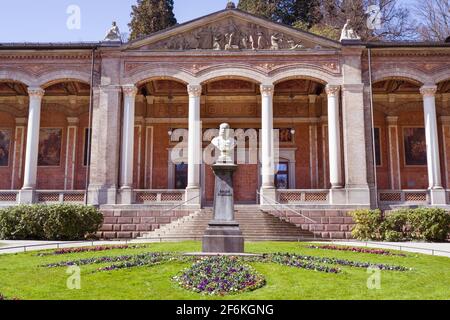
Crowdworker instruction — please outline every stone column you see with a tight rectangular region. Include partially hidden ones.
[87,85,122,205]
[421,85,446,205]
[260,84,276,204]
[341,84,370,205]
[64,117,79,190]
[120,85,138,204]
[18,87,44,204]
[326,85,343,189]
[185,84,202,207]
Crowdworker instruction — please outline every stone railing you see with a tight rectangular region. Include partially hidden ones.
[134,189,185,205]
[0,190,86,205]
[378,190,429,205]
[276,189,329,204]
[0,190,19,204]
[36,190,86,204]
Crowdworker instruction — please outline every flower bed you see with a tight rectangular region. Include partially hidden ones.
[307,245,407,257]
[98,253,181,271]
[174,256,266,296]
[43,252,179,269]
[271,253,341,273]
[38,244,146,256]
[270,253,410,272]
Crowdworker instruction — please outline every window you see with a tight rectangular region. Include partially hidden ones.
[83,128,92,166]
[275,162,289,189]
[174,163,188,189]
[374,128,381,166]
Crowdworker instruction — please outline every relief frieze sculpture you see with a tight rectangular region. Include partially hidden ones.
[147,18,315,51]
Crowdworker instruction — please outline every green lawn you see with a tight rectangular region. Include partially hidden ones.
[0,241,449,300]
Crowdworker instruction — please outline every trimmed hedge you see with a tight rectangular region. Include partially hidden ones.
[0,204,103,241]
[350,208,450,242]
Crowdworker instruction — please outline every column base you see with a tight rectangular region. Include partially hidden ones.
[119,187,134,205]
[430,188,447,205]
[329,188,346,205]
[346,187,371,206]
[185,187,202,208]
[18,188,36,204]
[259,187,276,205]
[202,221,244,253]
[87,186,118,206]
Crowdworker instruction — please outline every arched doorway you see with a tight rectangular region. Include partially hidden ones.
[274,78,328,190]
[0,80,28,192]
[372,77,447,206]
[38,80,91,191]
[136,78,189,191]
[201,78,261,205]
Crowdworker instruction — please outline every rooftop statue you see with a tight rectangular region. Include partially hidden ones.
[340,19,361,41]
[104,21,121,42]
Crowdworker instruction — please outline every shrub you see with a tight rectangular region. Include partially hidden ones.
[0,204,103,241]
[384,230,404,242]
[381,210,409,241]
[350,208,450,242]
[407,208,450,242]
[349,209,383,240]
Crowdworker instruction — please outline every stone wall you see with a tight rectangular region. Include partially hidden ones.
[97,209,193,239]
[268,210,355,239]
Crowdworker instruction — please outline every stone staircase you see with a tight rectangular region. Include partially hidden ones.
[139,206,316,242]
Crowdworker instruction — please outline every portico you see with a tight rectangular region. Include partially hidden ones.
[1,6,450,239]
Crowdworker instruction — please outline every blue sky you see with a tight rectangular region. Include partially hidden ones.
[0,0,414,43]
[0,0,227,42]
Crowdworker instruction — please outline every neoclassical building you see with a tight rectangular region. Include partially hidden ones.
[1,6,449,238]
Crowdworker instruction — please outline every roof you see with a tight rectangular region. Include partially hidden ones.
[0,42,115,50]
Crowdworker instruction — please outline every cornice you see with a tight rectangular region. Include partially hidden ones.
[0,52,99,60]
[364,48,450,57]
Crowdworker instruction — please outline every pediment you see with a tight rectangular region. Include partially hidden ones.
[125,9,340,51]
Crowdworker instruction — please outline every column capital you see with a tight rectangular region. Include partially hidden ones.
[420,85,437,97]
[27,87,45,98]
[325,85,340,97]
[386,116,399,125]
[67,117,80,126]
[15,117,27,125]
[439,116,450,125]
[122,85,138,97]
[187,84,202,97]
[260,84,274,97]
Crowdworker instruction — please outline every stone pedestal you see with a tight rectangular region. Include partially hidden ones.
[202,164,244,253]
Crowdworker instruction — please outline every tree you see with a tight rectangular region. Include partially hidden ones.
[129,0,177,40]
[314,0,417,41]
[237,0,281,21]
[278,0,321,28]
[237,0,319,27]
[238,0,417,41]
[414,0,450,41]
